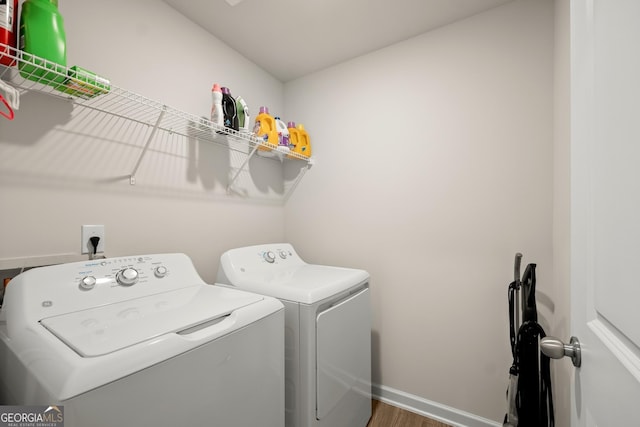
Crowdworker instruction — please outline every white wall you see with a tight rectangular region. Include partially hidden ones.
[0,0,289,281]
[284,0,554,422]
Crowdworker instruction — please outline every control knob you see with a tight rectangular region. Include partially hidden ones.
[263,251,276,263]
[80,276,97,290]
[116,268,139,286]
[154,266,168,278]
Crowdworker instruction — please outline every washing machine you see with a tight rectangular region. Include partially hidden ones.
[0,253,284,427]
[216,243,371,427]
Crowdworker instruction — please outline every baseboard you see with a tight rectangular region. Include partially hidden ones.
[372,383,501,427]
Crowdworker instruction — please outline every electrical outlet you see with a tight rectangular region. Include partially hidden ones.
[81,225,105,254]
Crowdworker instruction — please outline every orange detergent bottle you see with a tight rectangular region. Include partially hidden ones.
[253,106,278,151]
[293,123,312,158]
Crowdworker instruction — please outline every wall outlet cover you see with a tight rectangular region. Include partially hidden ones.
[81,225,105,254]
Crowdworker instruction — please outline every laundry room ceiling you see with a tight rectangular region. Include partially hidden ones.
[163,0,514,82]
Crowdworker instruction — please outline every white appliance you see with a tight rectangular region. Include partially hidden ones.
[0,253,284,427]
[216,243,371,427]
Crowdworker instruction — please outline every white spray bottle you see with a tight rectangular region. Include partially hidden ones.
[275,116,290,153]
[210,83,224,131]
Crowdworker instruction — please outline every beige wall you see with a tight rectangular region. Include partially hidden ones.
[0,0,288,282]
[284,0,555,422]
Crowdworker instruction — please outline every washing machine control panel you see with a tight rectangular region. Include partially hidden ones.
[10,253,207,321]
[75,256,165,292]
[75,256,178,292]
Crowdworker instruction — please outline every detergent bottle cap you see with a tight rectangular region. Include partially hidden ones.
[221,87,231,95]
[259,106,269,114]
[296,123,306,131]
[287,121,296,128]
[211,83,221,92]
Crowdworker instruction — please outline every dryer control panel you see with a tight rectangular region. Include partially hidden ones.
[3,253,206,323]
[223,243,304,269]
[216,243,306,285]
[260,246,297,264]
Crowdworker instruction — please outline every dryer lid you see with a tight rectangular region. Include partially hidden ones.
[40,285,262,357]
[228,264,369,304]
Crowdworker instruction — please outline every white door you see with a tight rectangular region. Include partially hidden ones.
[570,0,640,425]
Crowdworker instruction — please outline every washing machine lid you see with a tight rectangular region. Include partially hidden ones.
[228,264,369,304]
[40,285,262,357]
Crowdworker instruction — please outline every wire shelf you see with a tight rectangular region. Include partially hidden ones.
[0,43,313,193]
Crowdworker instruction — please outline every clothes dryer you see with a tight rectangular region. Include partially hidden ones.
[0,253,284,427]
[216,243,371,427]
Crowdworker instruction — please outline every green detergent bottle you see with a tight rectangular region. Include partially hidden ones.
[19,0,67,88]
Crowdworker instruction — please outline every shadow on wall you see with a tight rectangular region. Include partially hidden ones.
[250,153,284,195]
[371,330,381,386]
[0,91,73,144]
[187,118,230,191]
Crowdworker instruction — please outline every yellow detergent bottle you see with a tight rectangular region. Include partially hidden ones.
[287,121,300,158]
[253,106,278,151]
[294,123,312,158]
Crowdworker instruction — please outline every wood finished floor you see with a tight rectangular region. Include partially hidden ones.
[367,400,453,427]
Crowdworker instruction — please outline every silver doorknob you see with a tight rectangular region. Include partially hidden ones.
[541,336,581,367]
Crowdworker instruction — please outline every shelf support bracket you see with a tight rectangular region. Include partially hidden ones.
[284,159,314,202]
[130,105,167,185]
[227,139,261,193]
